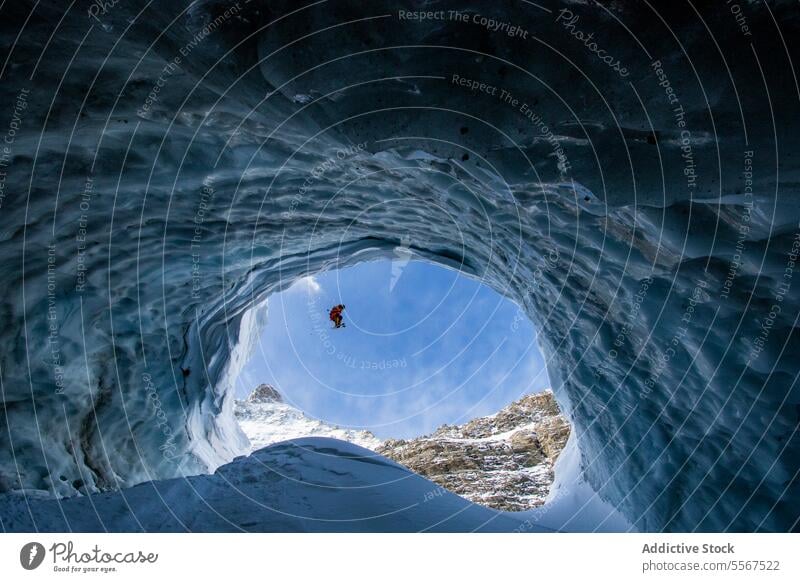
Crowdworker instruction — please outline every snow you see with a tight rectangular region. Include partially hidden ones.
[446,422,544,444]
[522,433,632,532]
[235,399,382,452]
[0,438,550,532]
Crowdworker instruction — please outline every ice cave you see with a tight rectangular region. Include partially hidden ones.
[0,0,799,532]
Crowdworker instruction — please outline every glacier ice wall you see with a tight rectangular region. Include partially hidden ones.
[0,0,799,531]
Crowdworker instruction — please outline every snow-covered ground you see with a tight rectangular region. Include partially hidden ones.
[0,437,629,532]
[0,438,545,532]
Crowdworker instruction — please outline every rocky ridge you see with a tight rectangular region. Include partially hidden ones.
[377,391,570,511]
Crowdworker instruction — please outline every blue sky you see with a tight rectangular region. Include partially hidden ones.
[235,259,549,439]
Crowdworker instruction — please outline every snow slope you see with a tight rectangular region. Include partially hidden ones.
[0,438,554,532]
[235,386,382,451]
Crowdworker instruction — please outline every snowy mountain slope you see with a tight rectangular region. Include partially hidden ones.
[235,384,382,451]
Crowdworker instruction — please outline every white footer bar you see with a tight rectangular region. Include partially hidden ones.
[1,533,797,581]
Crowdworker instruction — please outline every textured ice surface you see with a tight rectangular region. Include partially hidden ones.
[0,1,799,532]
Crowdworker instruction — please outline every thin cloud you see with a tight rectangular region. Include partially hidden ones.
[289,275,322,295]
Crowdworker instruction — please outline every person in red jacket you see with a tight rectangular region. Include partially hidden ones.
[329,304,346,328]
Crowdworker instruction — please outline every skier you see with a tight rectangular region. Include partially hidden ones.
[329,304,346,328]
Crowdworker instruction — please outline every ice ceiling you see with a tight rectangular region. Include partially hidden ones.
[0,0,799,532]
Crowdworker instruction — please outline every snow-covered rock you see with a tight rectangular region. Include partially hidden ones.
[244,383,283,404]
[378,391,570,511]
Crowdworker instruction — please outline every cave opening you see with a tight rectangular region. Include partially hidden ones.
[232,257,570,511]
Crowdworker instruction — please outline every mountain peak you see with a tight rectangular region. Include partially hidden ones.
[246,383,283,404]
